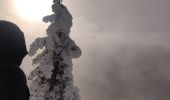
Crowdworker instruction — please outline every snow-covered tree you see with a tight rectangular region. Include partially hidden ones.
[28,0,81,100]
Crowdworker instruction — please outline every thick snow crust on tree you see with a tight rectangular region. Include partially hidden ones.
[28,1,81,100]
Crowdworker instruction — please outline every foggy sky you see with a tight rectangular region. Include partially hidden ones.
[1,0,170,100]
[70,0,170,100]
[72,0,170,33]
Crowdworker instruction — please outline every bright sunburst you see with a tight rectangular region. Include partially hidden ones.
[15,0,52,22]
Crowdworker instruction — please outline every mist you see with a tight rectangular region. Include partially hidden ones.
[72,0,170,33]
[67,0,170,100]
[72,33,170,100]
[1,0,170,100]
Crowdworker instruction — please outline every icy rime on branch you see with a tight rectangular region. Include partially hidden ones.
[28,0,81,100]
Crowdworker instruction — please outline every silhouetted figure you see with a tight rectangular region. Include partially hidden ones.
[0,20,30,100]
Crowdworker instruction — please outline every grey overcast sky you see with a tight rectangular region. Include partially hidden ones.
[73,0,170,33]
[1,0,170,100]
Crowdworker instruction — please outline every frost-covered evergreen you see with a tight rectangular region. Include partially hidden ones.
[28,0,81,100]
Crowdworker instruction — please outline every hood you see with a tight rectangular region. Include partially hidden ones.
[0,20,28,65]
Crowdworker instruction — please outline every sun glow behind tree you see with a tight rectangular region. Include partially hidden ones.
[15,0,52,22]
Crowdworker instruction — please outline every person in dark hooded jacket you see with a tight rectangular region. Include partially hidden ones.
[0,20,30,100]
